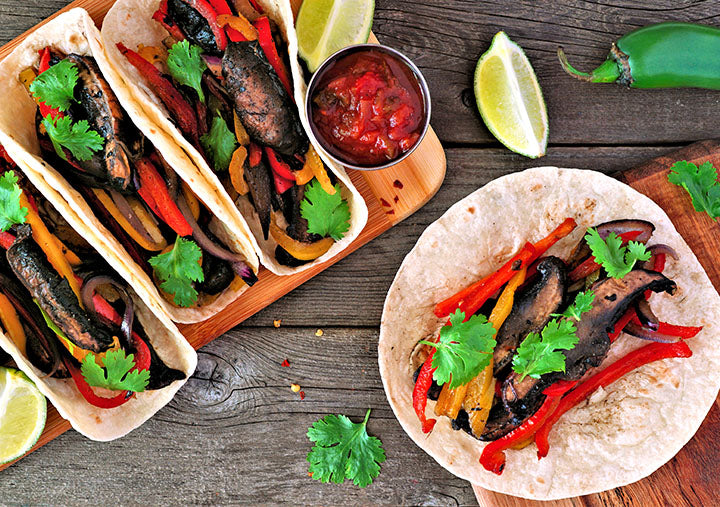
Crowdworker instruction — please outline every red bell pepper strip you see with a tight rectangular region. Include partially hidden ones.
[247,0,264,14]
[249,142,263,167]
[207,0,247,42]
[265,147,296,181]
[609,307,636,342]
[254,16,293,96]
[568,230,643,282]
[186,0,228,51]
[629,315,703,340]
[412,350,437,434]
[0,232,15,249]
[434,218,577,318]
[534,340,693,459]
[36,48,64,120]
[644,252,666,299]
[273,172,294,194]
[135,157,193,237]
[117,43,200,147]
[479,380,577,475]
[152,0,187,42]
[63,356,133,409]
[91,294,151,372]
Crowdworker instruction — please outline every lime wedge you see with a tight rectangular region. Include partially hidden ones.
[0,366,46,464]
[296,0,375,72]
[474,32,548,158]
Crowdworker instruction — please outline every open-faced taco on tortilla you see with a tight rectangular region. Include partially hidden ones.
[379,167,720,499]
[0,145,196,441]
[100,0,368,275]
[0,8,260,324]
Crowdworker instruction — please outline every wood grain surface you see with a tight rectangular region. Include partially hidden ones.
[2,0,720,505]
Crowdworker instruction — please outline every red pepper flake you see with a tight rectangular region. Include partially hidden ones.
[299,391,306,400]
[393,195,399,203]
[393,179,404,189]
[386,209,396,215]
[380,197,391,207]
[281,359,290,367]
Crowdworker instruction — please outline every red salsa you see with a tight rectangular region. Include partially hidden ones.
[311,49,425,166]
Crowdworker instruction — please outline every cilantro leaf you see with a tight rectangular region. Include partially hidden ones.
[307,408,385,488]
[553,290,594,321]
[0,171,27,232]
[149,236,204,307]
[200,115,237,171]
[167,40,207,103]
[300,179,351,241]
[512,319,579,381]
[29,59,78,111]
[585,228,650,279]
[668,160,720,220]
[81,349,150,392]
[42,115,104,162]
[420,309,497,389]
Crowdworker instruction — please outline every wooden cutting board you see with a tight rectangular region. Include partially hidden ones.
[473,139,720,506]
[0,1,446,470]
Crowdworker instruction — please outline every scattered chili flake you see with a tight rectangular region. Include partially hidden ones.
[386,209,396,215]
[281,359,290,367]
[299,391,306,400]
[315,329,324,337]
[380,197,391,207]
[393,195,399,203]
[393,179,404,189]
[273,319,282,328]
[291,383,301,392]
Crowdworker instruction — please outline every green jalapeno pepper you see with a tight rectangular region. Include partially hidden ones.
[558,22,720,89]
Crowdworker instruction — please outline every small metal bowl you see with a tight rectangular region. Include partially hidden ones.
[305,43,432,171]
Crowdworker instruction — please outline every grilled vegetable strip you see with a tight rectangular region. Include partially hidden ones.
[534,340,693,459]
[135,157,193,237]
[269,217,334,260]
[153,0,187,42]
[0,293,27,354]
[36,48,64,120]
[253,16,292,95]
[0,231,15,249]
[64,355,131,409]
[568,230,643,282]
[413,349,437,434]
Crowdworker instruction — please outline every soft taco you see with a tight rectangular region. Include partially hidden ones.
[100,0,368,275]
[379,167,720,499]
[0,8,260,324]
[0,146,196,441]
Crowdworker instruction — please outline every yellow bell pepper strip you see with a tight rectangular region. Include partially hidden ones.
[233,110,250,145]
[21,193,83,303]
[52,235,82,266]
[270,216,334,261]
[18,67,37,92]
[306,146,335,195]
[181,183,201,222]
[0,293,26,355]
[137,44,167,66]
[217,13,258,41]
[92,189,167,252]
[434,383,468,419]
[229,146,249,195]
[127,195,169,248]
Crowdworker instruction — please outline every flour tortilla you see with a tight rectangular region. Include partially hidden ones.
[379,167,720,499]
[0,168,196,442]
[0,8,260,324]
[101,0,368,276]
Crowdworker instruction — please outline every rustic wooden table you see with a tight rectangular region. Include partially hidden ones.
[1,0,718,504]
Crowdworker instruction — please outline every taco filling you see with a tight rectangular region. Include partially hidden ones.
[19,46,257,309]
[411,217,702,475]
[115,0,351,267]
[0,148,185,409]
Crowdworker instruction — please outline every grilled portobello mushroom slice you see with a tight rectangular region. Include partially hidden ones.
[493,256,566,374]
[481,269,676,440]
[223,41,309,156]
[168,0,222,55]
[7,225,115,354]
[244,155,273,239]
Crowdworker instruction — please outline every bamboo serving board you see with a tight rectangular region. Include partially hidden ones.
[473,140,720,506]
[0,1,446,470]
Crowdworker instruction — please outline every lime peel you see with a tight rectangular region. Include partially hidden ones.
[0,366,47,464]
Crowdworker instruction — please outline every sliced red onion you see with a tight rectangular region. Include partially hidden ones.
[648,244,679,261]
[634,299,659,331]
[596,219,654,244]
[202,54,222,68]
[624,322,679,343]
[154,154,180,200]
[81,276,134,345]
[109,190,158,246]
[177,195,257,286]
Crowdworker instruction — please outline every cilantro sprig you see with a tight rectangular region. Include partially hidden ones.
[512,319,580,381]
[553,290,595,321]
[420,309,497,389]
[149,236,204,307]
[0,170,28,232]
[585,228,650,279]
[42,116,104,162]
[81,349,150,392]
[307,408,385,488]
[29,59,78,111]
[167,40,207,103]
[668,160,720,220]
[200,115,237,171]
[300,179,351,241]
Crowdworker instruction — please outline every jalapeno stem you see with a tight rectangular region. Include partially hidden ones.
[557,47,622,83]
